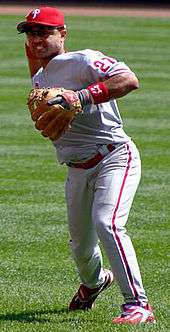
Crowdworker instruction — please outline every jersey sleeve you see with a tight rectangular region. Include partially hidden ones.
[80,49,133,84]
[31,67,43,87]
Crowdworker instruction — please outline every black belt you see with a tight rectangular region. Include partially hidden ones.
[67,144,115,169]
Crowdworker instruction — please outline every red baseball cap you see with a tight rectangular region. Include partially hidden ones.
[17,7,65,33]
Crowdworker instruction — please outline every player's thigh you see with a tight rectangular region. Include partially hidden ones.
[65,167,98,245]
[92,146,141,230]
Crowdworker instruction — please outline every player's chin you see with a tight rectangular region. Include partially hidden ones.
[45,50,62,59]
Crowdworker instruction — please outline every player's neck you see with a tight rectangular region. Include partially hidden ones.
[41,49,66,68]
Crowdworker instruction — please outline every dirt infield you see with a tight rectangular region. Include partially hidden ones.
[0,5,170,17]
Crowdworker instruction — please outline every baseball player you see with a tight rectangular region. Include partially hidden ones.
[17,7,155,324]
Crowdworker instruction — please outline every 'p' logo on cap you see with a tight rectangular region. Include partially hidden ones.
[31,9,41,19]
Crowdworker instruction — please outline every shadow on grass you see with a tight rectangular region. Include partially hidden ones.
[0,307,73,324]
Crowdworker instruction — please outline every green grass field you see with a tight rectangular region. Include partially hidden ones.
[0,14,170,332]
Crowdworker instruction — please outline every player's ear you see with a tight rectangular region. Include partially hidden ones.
[60,28,67,39]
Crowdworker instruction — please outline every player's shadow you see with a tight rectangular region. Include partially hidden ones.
[0,307,74,324]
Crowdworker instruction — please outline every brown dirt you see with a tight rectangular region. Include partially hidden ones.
[0,5,170,17]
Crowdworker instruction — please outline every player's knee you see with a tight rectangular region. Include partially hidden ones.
[69,239,93,262]
[95,216,126,241]
[95,217,111,239]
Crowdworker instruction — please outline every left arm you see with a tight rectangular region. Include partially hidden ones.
[104,72,139,99]
[77,72,139,107]
[47,72,139,110]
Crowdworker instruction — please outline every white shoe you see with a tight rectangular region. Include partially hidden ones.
[112,303,156,325]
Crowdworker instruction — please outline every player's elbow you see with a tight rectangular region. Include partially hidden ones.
[130,75,139,91]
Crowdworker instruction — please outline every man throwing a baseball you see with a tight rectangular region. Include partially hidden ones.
[17,6,155,325]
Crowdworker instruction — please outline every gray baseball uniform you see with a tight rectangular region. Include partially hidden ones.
[32,49,148,305]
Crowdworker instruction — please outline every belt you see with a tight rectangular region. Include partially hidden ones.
[67,144,115,169]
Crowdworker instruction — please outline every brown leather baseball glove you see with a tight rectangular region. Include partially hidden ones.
[27,87,83,140]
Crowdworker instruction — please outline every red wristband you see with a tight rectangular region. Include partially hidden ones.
[87,82,110,104]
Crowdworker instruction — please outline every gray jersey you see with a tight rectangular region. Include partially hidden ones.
[32,49,132,163]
